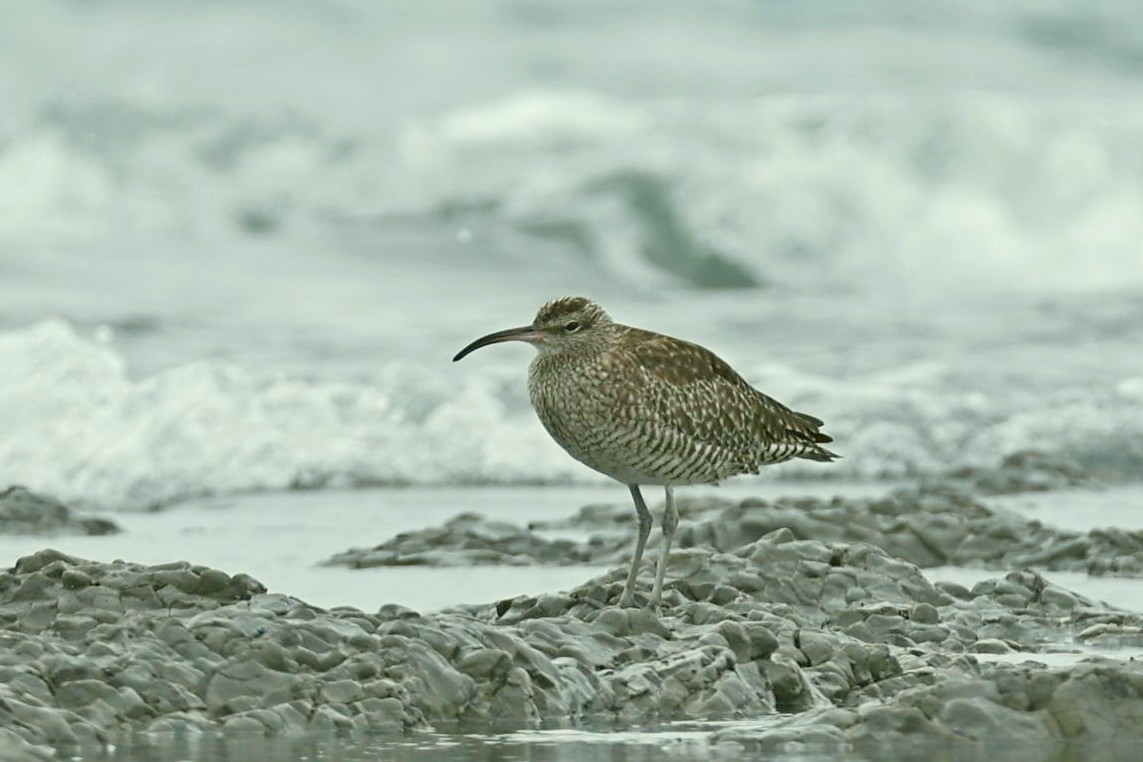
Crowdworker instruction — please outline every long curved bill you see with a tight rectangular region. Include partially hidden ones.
[452,325,543,362]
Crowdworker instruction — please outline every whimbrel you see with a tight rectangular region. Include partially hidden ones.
[453,297,837,607]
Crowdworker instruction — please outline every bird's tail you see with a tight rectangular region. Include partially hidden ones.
[799,445,841,462]
[787,410,839,462]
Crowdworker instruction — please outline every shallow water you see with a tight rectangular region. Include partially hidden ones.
[985,487,1143,533]
[0,481,886,611]
[2,482,1140,624]
[69,716,1131,762]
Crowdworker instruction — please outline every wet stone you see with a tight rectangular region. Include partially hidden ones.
[458,648,512,680]
[327,454,1132,580]
[321,513,606,568]
[910,603,940,624]
[974,639,1015,654]
[1,479,1142,753]
[937,450,1100,495]
[0,488,120,537]
[797,630,836,666]
[320,679,365,705]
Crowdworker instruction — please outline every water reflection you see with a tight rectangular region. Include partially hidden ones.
[76,722,1125,762]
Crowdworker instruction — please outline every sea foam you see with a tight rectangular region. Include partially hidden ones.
[1,320,1139,511]
[4,93,1142,295]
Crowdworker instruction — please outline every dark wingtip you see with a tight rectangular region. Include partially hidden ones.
[784,427,834,445]
[796,412,826,428]
[801,446,841,462]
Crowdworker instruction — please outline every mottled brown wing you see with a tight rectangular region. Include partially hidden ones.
[619,329,836,465]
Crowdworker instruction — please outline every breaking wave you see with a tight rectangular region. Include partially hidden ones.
[1,321,1139,511]
[4,92,1143,294]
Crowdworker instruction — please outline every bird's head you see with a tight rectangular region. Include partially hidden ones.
[453,296,614,361]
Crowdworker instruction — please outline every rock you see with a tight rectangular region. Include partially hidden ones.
[714,660,1143,756]
[936,450,1101,495]
[672,484,1143,577]
[321,512,620,567]
[3,522,1143,751]
[323,461,1142,578]
[0,487,119,536]
[0,729,56,762]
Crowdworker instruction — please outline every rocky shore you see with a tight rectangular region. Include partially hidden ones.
[0,487,119,538]
[1,452,1141,759]
[4,539,1143,758]
[328,453,1140,578]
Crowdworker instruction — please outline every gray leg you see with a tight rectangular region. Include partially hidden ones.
[619,484,653,607]
[651,485,678,607]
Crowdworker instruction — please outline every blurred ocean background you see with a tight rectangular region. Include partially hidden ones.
[1,0,1142,513]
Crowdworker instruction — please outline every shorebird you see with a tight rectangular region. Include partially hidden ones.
[453,297,837,607]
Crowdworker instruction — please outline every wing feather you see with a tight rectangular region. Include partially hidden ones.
[619,329,838,465]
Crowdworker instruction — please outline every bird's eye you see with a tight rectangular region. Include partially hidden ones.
[564,321,581,333]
